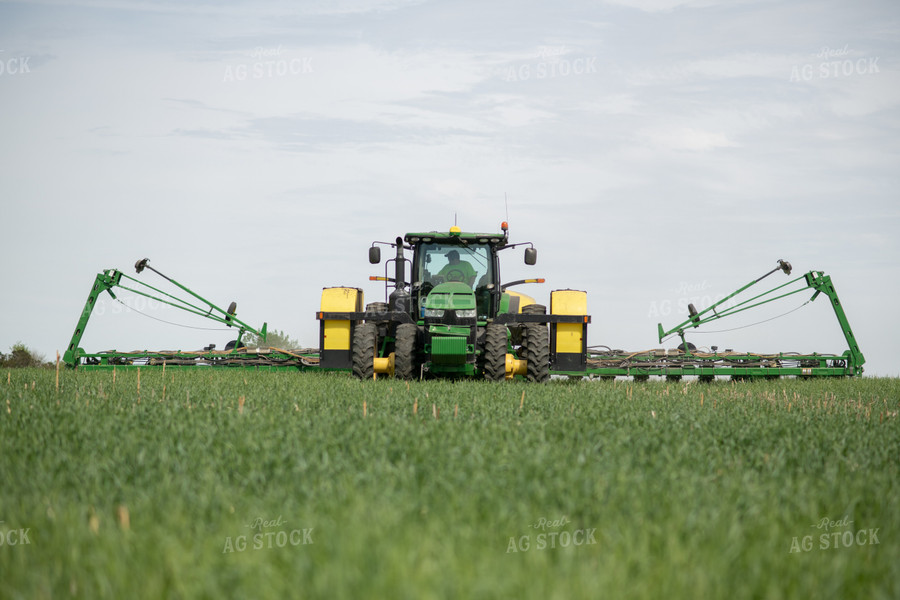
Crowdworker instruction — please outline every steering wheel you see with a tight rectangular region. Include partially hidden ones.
[443,268,466,283]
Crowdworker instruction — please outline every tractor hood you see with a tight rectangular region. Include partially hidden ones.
[424,282,476,311]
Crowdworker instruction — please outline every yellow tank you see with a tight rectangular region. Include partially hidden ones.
[318,287,363,368]
[551,289,588,370]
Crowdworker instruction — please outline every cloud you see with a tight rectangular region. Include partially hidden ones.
[639,126,738,151]
[163,97,248,116]
[0,0,428,17]
[170,127,245,140]
[600,0,738,13]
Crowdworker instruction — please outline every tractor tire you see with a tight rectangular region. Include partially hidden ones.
[351,322,377,380]
[522,303,547,315]
[514,303,547,348]
[523,305,549,383]
[484,324,508,382]
[394,323,419,380]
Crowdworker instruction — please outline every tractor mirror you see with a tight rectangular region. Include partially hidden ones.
[369,246,381,264]
[524,247,537,265]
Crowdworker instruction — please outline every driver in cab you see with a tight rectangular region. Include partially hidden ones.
[436,250,477,287]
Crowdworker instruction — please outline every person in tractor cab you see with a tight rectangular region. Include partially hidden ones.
[437,250,477,287]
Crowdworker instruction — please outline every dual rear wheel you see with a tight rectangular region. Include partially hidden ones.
[483,305,550,382]
[522,304,550,383]
[351,321,419,380]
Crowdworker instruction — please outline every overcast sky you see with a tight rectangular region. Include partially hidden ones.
[1,0,897,376]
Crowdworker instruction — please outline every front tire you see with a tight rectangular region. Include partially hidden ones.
[484,324,507,381]
[394,323,419,380]
[352,322,376,380]
[523,305,550,383]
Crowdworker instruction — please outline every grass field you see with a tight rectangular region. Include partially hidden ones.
[1,368,897,599]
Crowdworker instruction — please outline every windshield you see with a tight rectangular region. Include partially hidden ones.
[417,243,493,289]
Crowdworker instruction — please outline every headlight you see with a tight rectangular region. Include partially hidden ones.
[424,309,445,318]
[456,309,477,318]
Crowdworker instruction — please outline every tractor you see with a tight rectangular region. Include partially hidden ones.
[63,227,863,380]
[316,223,590,381]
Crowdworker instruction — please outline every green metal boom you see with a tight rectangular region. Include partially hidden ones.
[63,261,267,368]
[657,261,864,376]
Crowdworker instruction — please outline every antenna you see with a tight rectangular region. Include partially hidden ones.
[454,212,457,226]
[504,193,509,224]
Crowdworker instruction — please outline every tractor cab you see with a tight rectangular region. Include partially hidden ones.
[410,234,498,322]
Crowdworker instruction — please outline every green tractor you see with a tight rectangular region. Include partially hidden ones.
[316,223,590,381]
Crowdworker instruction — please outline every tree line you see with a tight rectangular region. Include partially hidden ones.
[1,343,51,368]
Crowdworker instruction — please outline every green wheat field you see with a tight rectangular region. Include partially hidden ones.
[1,368,897,599]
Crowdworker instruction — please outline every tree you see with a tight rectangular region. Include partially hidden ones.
[241,328,301,350]
[0,342,47,368]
